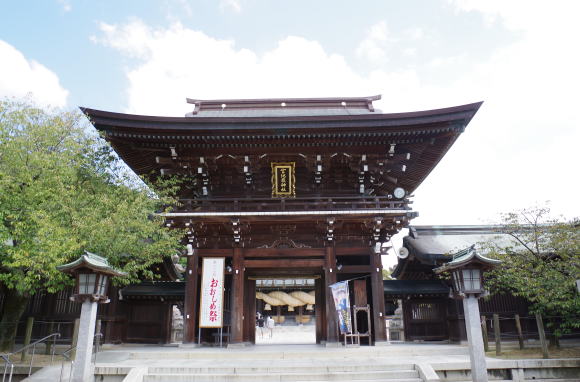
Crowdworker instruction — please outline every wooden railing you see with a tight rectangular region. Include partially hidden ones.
[174,196,409,213]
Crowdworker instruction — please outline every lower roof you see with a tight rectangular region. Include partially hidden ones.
[393,225,518,278]
[120,282,184,300]
[383,280,450,297]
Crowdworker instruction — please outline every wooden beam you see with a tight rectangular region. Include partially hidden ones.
[196,248,233,257]
[182,250,199,344]
[243,278,256,343]
[244,259,324,268]
[243,248,325,257]
[335,247,375,256]
[370,250,387,342]
[325,246,339,344]
[315,277,325,344]
[337,265,372,273]
[229,247,245,344]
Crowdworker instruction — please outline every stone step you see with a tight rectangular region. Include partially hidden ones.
[143,370,420,382]
[148,363,416,374]
[116,345,468,361]
[452,380,580,382]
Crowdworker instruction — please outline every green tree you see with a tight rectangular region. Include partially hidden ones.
[382,265,395,280]
[484,205,580,338]
[0,99,183,350]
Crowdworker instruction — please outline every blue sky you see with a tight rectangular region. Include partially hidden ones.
[1,0,512,112]
[1,1,579,262]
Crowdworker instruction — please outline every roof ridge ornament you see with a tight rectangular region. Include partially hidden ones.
[185,95,382,113]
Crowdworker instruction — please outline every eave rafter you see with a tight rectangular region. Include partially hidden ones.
[83,100,481,249]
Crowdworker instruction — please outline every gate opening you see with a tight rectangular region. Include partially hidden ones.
[254,278,316,345]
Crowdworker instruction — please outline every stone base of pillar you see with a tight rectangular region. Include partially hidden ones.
[227,342,246,348]
[178,343,201,348]
[374,341,391,347]
[324,342,341,348]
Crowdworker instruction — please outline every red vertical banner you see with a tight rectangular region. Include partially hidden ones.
[199,257,225,328]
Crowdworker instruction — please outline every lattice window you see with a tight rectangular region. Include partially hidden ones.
[54,287,79,315]
[410,302,441,321]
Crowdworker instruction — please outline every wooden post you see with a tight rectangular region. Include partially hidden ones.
[182,250,199,344]
[95,319,101,337]
[493,313,501,355]
[45,321,55,355]
[370,251,387,342]
[535,314,549,359]
[20,317,34,362]
[315,278,325,344]
[324,246,338,344]
[243,277,256,343]
[481,315,489,352]
[514,314,524,350]
[230,247,245,344]
[71,318,80,359]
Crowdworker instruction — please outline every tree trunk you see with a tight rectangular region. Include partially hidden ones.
[0,288,29,351]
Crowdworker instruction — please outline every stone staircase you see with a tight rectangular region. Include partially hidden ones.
[139,361,422,381]
[93,345,449,381]
[24,344,580,381]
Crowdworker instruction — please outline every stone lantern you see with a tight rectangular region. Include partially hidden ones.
[435,245,500,382]
[57,251,126,382]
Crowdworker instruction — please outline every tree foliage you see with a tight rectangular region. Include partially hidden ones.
[382,265,395,280]
[484,205,580,337]
[0,99,183,349]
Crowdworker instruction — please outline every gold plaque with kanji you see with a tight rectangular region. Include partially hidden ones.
[271,162,296,198]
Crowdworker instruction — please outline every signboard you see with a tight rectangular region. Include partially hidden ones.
[330,281,352,334]
[199,257,225,328]
[271,162,296,198]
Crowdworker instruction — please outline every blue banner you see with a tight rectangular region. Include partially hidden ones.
[330,281,352,334]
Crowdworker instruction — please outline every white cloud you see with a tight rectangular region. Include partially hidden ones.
[0,40,68,107]
[92,20,416,116]
[93,12,580,239]
[220,0,241,13]
[57,0,72,12]
[355,21,391,65]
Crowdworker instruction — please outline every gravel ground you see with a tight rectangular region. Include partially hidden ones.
[255,324,316,345]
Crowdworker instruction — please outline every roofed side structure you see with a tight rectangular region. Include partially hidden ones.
[393,225,517,279]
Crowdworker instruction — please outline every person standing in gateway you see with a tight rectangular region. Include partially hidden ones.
[266,316,275,338]
[256,313,265,338]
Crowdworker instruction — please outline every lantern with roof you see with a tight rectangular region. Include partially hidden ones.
[435,245,501,382]
[57,251,126,303]
[435,245,500,298]
[58,251,126,382]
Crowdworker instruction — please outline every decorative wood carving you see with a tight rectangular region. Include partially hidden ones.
[257,238,311,249]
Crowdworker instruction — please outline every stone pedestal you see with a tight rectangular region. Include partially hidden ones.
[72,299,98,382]
[463,295,488,382]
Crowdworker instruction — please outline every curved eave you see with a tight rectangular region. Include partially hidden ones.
[434,251,501,274]
[80,101,483,134]
[57,252,127,277]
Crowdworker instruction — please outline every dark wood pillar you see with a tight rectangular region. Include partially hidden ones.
[370,249,387,342]
[164,302,172,344]
[230,247,245,344]
[243,277,256,344]
[315,277,325,344]
[183,250,199,343]
[324,246,339,344]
